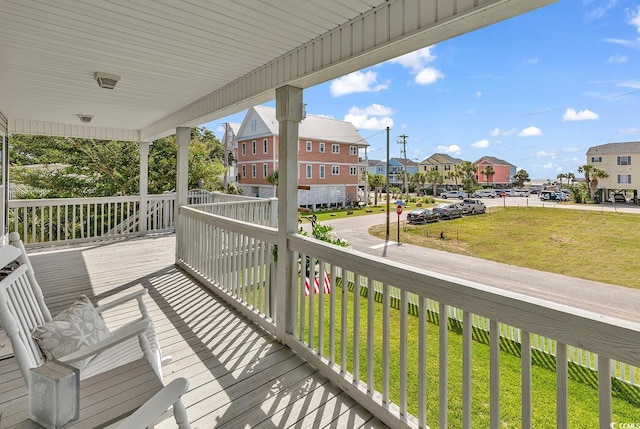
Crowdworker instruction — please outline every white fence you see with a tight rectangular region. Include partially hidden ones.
[176,202,640,429]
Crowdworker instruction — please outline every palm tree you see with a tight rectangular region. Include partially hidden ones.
[556,173,567,187]
[481,165,495,186]
[451,164,463,189]
[426,169,443,196]
[368,174,385,206]
[577,165,609,200]
[266,171,278,197]
[410,172,425,195]
[459,161,477,197]
[513,169,530,188]
[566,172,576,185]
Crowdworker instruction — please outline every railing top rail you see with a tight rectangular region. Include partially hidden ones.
[179,206,277,243]
[8,195,141,206]
[188,199,272,209]
[288,233,640,367]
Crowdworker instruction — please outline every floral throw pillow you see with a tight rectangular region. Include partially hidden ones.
[32,295,111,369]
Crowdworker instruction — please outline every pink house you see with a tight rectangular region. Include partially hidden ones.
[474,156,517,186]
[235,105,369,208]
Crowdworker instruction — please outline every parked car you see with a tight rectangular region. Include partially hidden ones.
[611,193,626,203]
[539,190,557,201]
[473,190,496,198]
[440,190,468,199]
[555,192,570,202]
[456,199,486,215]
[432,203,463,219]
[406,208,440,224]
[510,189,530,197]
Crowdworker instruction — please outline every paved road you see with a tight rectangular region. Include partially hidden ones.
[312,203,640,322]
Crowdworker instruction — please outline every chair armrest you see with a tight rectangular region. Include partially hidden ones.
[116,378,190,429]
[58,319,150,364]
[94,288,148,314]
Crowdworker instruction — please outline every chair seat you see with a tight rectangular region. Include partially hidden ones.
[81,322,160,380]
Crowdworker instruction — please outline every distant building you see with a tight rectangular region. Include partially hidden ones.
[419,153,465,186]
[474,156,517,186]
[234,105,369,208]
[586,141,639,198]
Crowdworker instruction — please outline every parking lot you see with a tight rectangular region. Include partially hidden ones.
[447,194,640,213]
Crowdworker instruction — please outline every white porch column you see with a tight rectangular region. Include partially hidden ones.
[139,141,151,236]
[275,85,303,343]
[175,127,190,262]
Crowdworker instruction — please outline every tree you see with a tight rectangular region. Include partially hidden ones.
[266,171,279,197]
[426,169,443,196]
[459,161,477,197]
[10,127,226,198]
[566,172,576,185]
[368,174,385,206]
[410,172,425,194]
[556,173,566,187]
[451,164,463,189]
[513,169,531,188]
[577,165,609,200]
[481,165,495,186]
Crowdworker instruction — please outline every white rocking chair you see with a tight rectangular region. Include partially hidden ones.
[0,232,163,382]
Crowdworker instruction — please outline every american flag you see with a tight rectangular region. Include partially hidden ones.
[304,271,331,296]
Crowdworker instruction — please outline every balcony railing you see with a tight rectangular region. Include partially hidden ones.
[176,201,640,429]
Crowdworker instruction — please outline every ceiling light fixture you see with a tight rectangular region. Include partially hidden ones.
[94,72,120,89]
[77,114,93,123]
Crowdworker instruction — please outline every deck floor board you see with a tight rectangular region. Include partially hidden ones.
[0,235,388,428]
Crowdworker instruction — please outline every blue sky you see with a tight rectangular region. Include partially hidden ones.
[204,0,640,180]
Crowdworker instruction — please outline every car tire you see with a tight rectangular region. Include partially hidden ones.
[442,195,447,199]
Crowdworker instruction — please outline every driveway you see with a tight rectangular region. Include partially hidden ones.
[313,207,640,322]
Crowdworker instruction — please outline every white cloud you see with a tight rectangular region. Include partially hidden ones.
[330,71,388,97]
[519,126,542,137]
[536,150,557,159]
[490,127,518,137]
[562,147,580,154]
[617,80,640,89]
[436,144,461,155]
[608,54,627,63]
[388,46,444,85]
[476,91,482,98]
[562,108,599,121]
[415,68,444,85]
[630,5,640,33]
[314,113,335,119]
[523,57,540,65]
[619,127,639,134]
[470,139,490,149]
[584,0,618,21]
[542,162,560,170]
[344,104,394,130]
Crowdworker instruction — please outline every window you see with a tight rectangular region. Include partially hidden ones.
[332,165,340,175]
[250,119,257,133]
[306,165,312,179]
[377,166,385,173]
[251,164,256,178]
[263,163,268,178]
[241,142,246,156]
[331,144,340,154]
[252,141,256,155]
[591,156,602,163]
[433,165,439,171]
[306,141,312,152]
[349,146,357,155]
[319,142,325,153]
[319,165,325,179]
[617,156,631,165]
[444,165,451,171]
[350,166,357,175]
[241,164,246,178]
[618,174,632,184]
[263,139,268,154]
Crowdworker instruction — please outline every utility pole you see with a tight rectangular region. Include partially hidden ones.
[222,122,229,190]
[398,133,409,200]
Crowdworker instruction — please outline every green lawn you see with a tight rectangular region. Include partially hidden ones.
[297,280,640,428]
[368,206,640,289]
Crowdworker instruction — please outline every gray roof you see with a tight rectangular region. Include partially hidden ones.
[421,153,464,165]
[390,157,418,167]
[475,156,515,167]
[246,105,369,146]
[587,141,640,154]
[368,159,383,167]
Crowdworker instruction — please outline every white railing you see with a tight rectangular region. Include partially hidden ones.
[8,194,176,246]
[176,205,640,429]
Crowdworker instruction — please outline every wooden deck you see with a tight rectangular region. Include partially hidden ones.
[0,235,386,428]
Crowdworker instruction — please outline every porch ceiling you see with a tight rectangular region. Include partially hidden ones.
[0,0,555,141]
